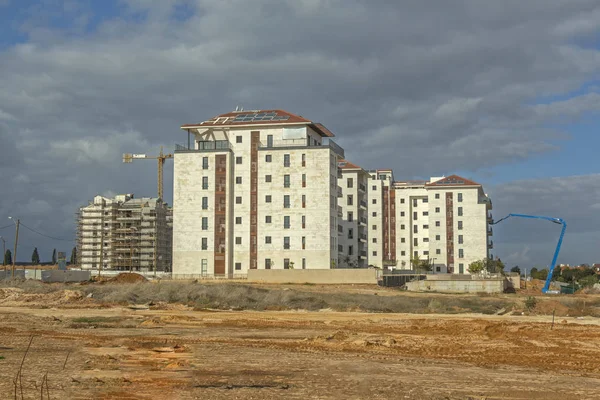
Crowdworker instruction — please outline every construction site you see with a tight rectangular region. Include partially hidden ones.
[0,277,600,399]
[76,194,173,272]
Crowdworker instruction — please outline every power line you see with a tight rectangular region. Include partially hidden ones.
[0,224,14,231]
[19,222,73,242]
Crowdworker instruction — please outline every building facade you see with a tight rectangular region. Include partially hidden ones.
[77,194,173,272]
[173,109,345,277]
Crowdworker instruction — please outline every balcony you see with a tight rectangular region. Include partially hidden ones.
[257,138,344,158]
[359,184,366,192]
[337,187,343,198]
[359,234,367,242]
[359,217,367,226]
[337,225,343,235]
[359,200,367,209]
[488,227,493,236]
[487,213,493,223]
[337,206,343,218]
[488,240,494,249]
[479,196,493,210]
[175,141,232,153]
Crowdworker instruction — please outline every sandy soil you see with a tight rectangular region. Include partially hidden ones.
[1,301,600,400]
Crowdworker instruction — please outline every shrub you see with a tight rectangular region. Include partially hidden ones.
[525,296,537,312]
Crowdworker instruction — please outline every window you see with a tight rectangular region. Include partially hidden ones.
[458,221,463,230]
[401,211,405,217]
[458,235,463,244]
[458,193,463,202]
[372,238,377,243]
[413,225,418,234]
[400,198,405,204]
[265,216,272,223]
[414,251,418,258]
[265,154,272,162]
[236,136,242,143]
[401,238,406,243]
[301,153,306,167]
[235,217,242,225]
[401,251,406,256]
[413,199,418,207]
[284,175,290,188]
[236,156,242,164]
[413,212,418,220]
[401,224,405,230]
[423,238,429,242]
[347,195,353,206]
[302,174,306,187]
[372,224,377,230]
[202,176,208,190]
[235,262,242,270]
[201,259,207,275]
[459,249,464,258]
[235,237,242,245]
[423,198,428,203]
[284,154,290,167]
[284,195,290,208]
[436,249,441,255]
[459,263,464,274]
[423,224,429,229]
[348,245,353,256]
[302,195,306,208]
[372,199,377,204]
[284,258,290,269]
[265,195,272,203]
[302,258,306,269]
[372,185,377,191]
[458,207,463,216]
[201,238,208,250]
[284,216,290,229]
[414,238,418,246]
[202,217,208,230]
[372,212,377,217]
[236,196,242,204]
[302,236,306,250]
[302,215,306,229]
[284,237,290,250]
[347,212,353,222]
[348,228,353,239]
[202,197,208,210]
[236,176,242,184]
[436,235,440,240]
[202,157,209,169]
[423,211,429,216]
[435,193,440,199]
[265,175,272,183]
[435,207,440,213]
[265,258,272,269]
[347,178,353,188]
[435,221,440,227]
[265,236,272,244]
[267,135,273,148]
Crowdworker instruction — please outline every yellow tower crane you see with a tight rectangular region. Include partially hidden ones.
[122,146,173,200]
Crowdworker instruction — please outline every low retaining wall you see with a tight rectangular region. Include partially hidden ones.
[41,270,91,283]
[405,278,504,294]
[0,270,26,280]
[247,269,379,284]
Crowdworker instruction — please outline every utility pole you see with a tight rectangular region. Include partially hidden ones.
[0,236,5,269]
[8,217,20,278]
[123,146,173,200]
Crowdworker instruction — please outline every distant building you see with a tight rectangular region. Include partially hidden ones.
[77,194,173,272]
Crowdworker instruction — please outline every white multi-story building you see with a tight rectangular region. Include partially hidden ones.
[337,160,370,268]
[366,169,396,269]
[77,194,173,272]
[172,109,345,277]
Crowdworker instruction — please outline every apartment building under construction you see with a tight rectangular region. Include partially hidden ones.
[77,194,173,272]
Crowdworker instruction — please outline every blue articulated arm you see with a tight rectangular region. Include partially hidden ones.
[491,213,567,294]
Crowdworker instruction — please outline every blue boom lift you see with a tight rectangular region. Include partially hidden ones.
[491,213,567,294]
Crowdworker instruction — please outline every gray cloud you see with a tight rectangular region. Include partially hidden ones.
[0,0,599,263]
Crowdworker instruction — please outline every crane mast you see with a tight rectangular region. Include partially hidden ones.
[123,146,173,200]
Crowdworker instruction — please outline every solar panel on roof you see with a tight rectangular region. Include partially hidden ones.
[230,112,290,123]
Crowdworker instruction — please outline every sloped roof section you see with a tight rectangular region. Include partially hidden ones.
[338,159,362,170]
[180,109,335,137]
[425,174,481,187]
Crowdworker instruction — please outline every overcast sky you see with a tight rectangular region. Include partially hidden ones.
[0,0,599,267]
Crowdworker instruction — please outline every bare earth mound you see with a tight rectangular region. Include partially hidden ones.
[110,273,147,284]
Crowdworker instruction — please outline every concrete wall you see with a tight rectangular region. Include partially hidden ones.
[41,270,91,283]
[247,268,379,284]
[0,270,26,280]
[405,278,504,293]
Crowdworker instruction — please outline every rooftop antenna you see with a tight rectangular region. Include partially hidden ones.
[235,106,239,111]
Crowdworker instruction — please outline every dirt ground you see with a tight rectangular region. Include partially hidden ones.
[1,289,600,400]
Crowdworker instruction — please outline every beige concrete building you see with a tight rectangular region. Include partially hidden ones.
[366,169,396,269]
[77,194,173,272]
[337,160,370,268]
[173,109,345,277]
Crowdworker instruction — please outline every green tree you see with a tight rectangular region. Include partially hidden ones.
[486,257,505,274]
[530,267,538,276]
[411,256,432,273]
[468,259,485,274]
[31,247,40,265]
[578,275,598,288]
[510,266,521,275]
[70,247,77,265]
[3,249,11,266]
[52,248,57,264]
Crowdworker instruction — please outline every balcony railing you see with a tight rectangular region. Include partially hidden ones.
[488,240,494,249]
[337,206,343,218]
[359,234,367,242]
[337,187,343,198]
[359,184,366,192]
[175,141,232,152]
[359,217,367,225]
[359,200,367,209]
[488,227,493,236]
[257,138,344,157]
